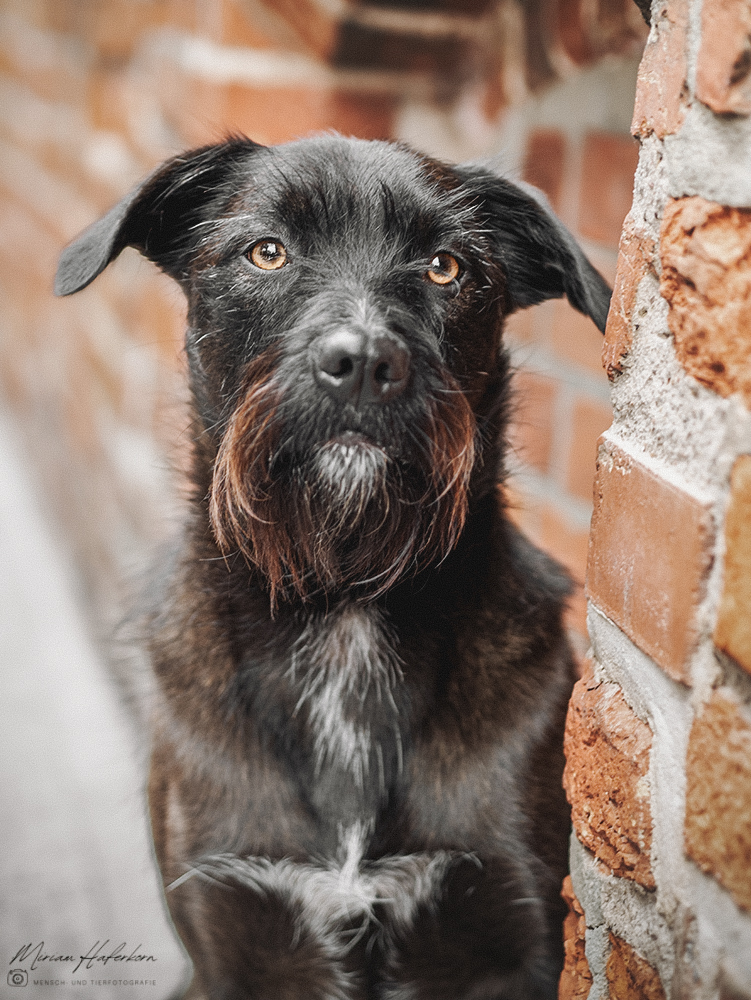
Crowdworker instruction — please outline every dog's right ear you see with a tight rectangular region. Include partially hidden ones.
[54,137,265,296]
[454,166,612,333]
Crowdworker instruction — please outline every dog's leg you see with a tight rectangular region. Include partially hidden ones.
[149,756,368,1000]
[165,870,362,1000]
[376,855,562,1000]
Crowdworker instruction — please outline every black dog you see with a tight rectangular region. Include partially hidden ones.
[55,135,610,1000]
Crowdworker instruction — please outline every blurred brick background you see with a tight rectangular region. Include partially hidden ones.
[0,0,646,645]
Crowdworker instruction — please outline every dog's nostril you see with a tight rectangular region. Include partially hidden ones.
[314,330,410,406]
[333,357,354,379]
[317,331,365,386]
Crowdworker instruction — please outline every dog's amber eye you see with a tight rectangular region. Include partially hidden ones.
[426,253,460,285]
[248,240,287,270]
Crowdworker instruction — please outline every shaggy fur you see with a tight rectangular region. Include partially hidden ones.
[56,134,610,1000]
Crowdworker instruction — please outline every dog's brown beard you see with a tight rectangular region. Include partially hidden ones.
[209,349,477,608]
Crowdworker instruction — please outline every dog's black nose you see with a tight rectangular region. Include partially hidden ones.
[315,330,410,406]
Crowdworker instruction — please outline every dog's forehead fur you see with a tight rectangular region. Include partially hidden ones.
[204,136,476,264]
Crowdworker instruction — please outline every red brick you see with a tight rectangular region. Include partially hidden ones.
[631,0,688,139]
[587,439,714,683]
[207,0,283,50]
[564,672,655,887]
[556,0,646,66]
[606,933,666,1000]
[504,306,535,345]
[660,197,751,407]
[551,299,610,375]
[159,69,395,147]
[508,370,557,473]
[696,0,751,116]
[522,129,566,214]
[685,689,751,912]
[256,0,481,76]
[86,0,173,60]
[603,222,656,379]
[566,398,613,503]
[577,132,639,249]
[715,456,751,674]
[558,875,593,1000]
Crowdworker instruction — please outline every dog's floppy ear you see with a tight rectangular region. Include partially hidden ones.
[456,166,612,333]
[54,137,265,296]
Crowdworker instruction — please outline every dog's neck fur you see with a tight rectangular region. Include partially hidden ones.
[289,604,404,827]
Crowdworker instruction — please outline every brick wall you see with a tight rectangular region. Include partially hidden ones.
[560,2,751,997]
[0,0,644,647]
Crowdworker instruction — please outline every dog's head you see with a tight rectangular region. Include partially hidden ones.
[56,135,610,607]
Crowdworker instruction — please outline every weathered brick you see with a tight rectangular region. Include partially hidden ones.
[577,132,639,249]
[631,0,688,139]
[566,397,613,503]
[157,67,395,147]
[164,0,279,49]
[256,0,485,77]
[556,0,646,66]
[86,0,172,60]
[508,370,557,473]
[563,671,655,887]
[685,688,751,913]
[696,0,751,116]
[660,197,751,407]
[606,933,666,1000]
[715,456,751,675]
[603,221,656,379]
[587,439,714,683]
[558,875,593,1000]
[522,129,566,214]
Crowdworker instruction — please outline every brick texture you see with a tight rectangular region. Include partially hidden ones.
[603,221,656,379]
[559,875,593,1000]
[587,439,714,683]
[660,197,751,407]
[508,370,557,473]
[606,933,666,1000]
[714,456,751,674]
[556,0,647,66]
[564,668,655,888]
[566,397,613,503]
[685,688,751,913]
[522,129,566,213]
[696,0,751,116]
[551,299,611,376]
[631,0,688,139]
[577,132,639,249]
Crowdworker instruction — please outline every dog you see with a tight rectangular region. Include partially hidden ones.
[55,134,610,1000]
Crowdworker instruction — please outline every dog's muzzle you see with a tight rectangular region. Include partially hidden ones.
[314,329,410,408]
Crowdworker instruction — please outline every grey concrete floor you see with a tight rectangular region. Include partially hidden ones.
[0,411,188,1000]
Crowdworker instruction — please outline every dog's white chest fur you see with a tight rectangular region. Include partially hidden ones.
[291,604,403,792]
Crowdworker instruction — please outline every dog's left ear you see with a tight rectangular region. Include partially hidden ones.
[55,136,265,296]
[456,166,612,333]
